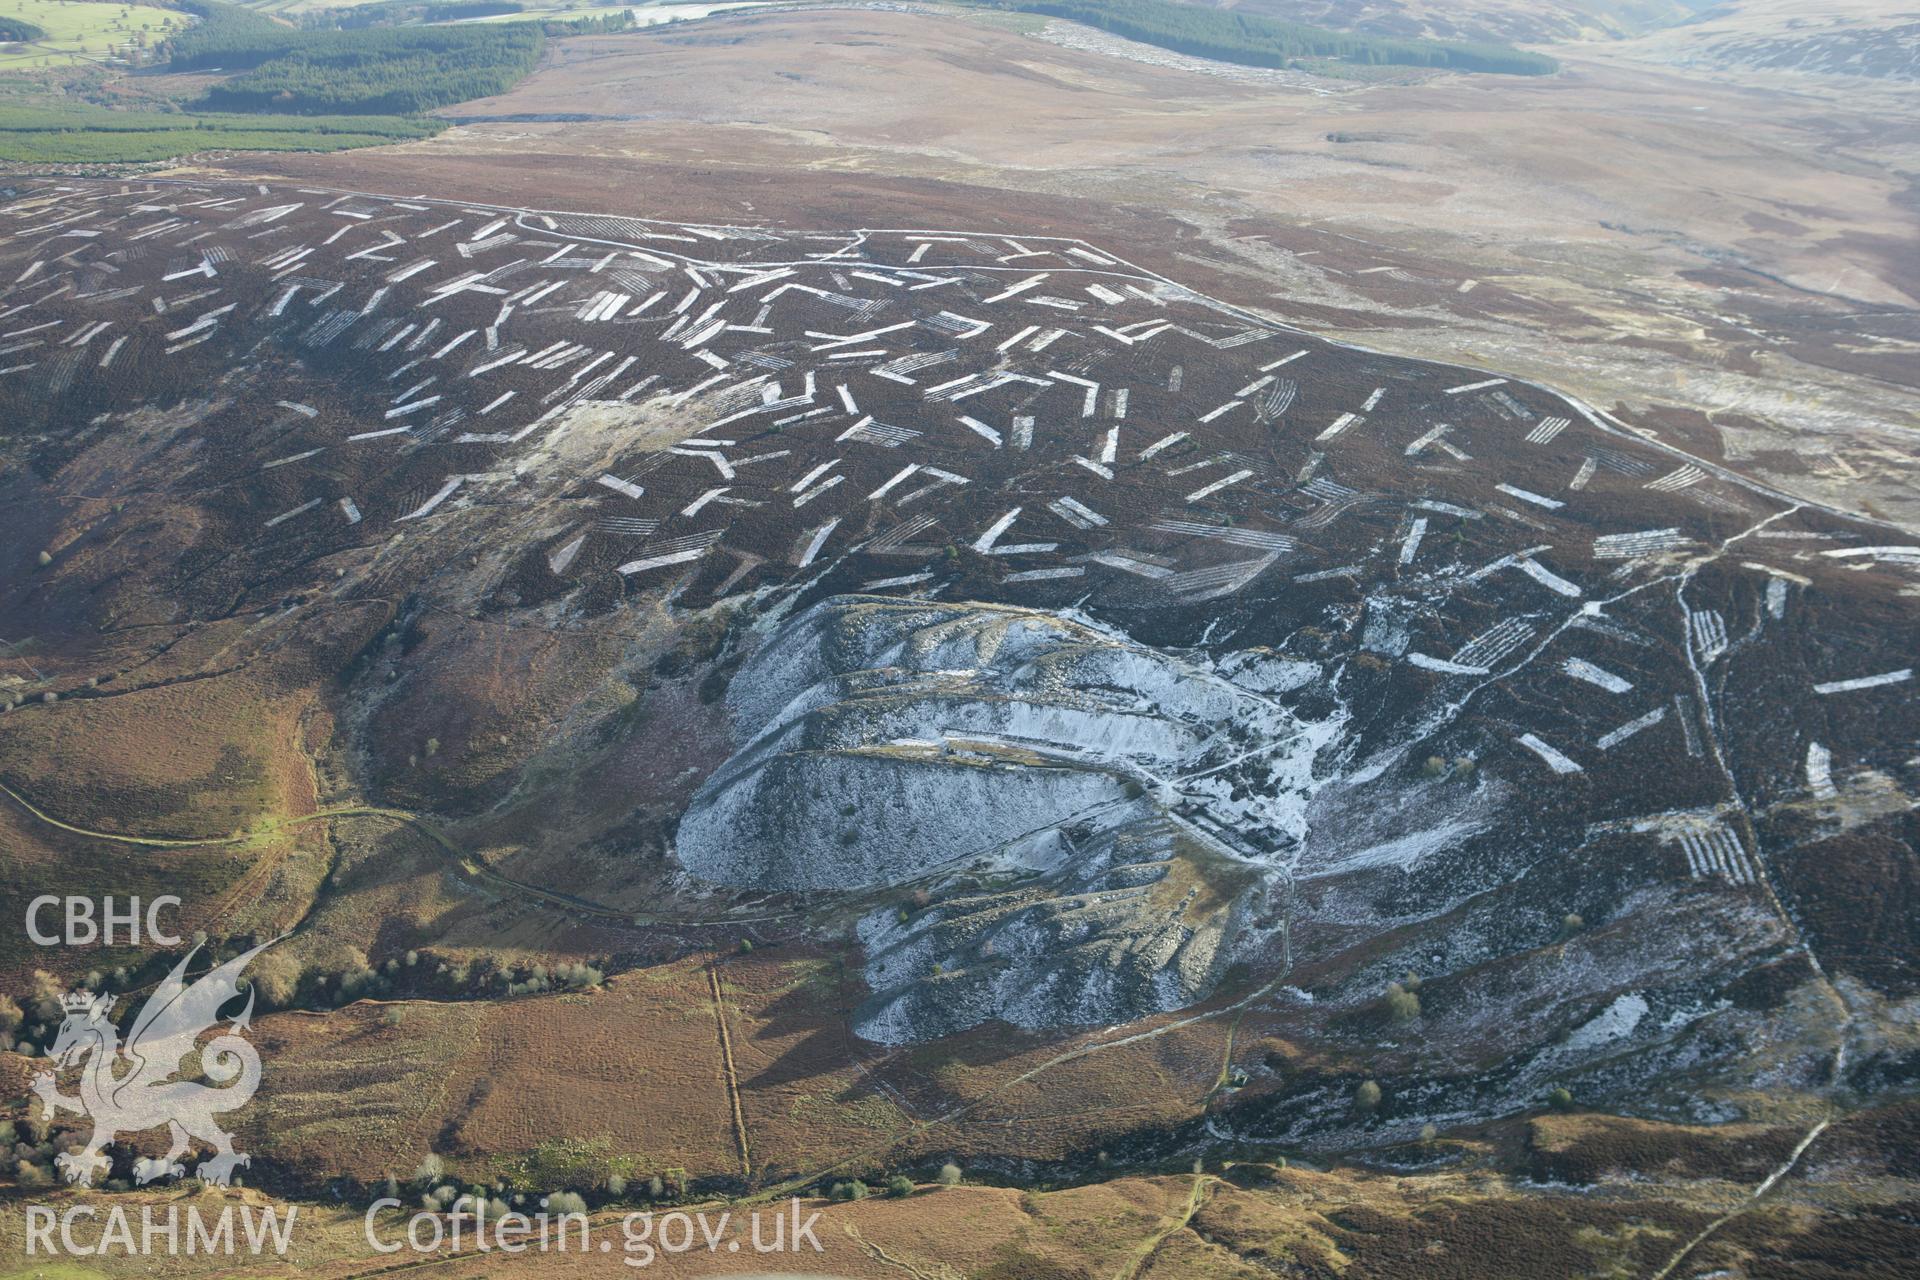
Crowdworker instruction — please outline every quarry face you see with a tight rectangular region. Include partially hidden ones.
[676,596,1341,1039]
[677,597,1332,889]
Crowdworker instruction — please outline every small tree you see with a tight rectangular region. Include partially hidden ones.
[886,1175,914,1198]
[1419,1122,1438,1146]
[1353,1080,1382,1115]
[935,1162,962,1187]
[1384,982,1421,1023]
[1548,1087,1574,1111]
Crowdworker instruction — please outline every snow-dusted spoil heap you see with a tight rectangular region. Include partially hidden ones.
[677,596,1338,1037]
[855,810,1267,1043]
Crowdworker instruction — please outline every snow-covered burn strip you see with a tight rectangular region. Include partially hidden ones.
[1812,669,1912,695]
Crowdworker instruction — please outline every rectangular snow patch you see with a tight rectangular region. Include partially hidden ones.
[1563,657,1632,693]
[1496,483,1564,510]
[597,474,645,500]
[1186,469,1253,503]
[1517,557,1581,597]
[1517,733,1582,774]
[1407,652,1489,676]
[1597,706,1667,751]
[1813,669,1911,695]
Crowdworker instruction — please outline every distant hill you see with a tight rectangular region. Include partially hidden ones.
[1603,0,1920,81]
[1209,0,1920,79]
[991,0,1561,73]
[1197,0,1709,46]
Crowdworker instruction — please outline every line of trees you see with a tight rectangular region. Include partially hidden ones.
[540,10,635,36]
[0,17,49,41]
[0,104,441,136]
[311,0,527,31]
[156,0,545,114]
[161,0,305,71]
[988,0,1559,76]
[196,23,544,114]
[0,117,444,164]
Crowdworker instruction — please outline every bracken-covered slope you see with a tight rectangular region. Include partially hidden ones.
[0,178,1915,1139]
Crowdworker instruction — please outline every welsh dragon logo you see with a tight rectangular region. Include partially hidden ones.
[31,940,274,1187]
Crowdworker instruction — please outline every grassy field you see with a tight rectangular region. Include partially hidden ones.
[0,103,443,160]
[0,0,185,71]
